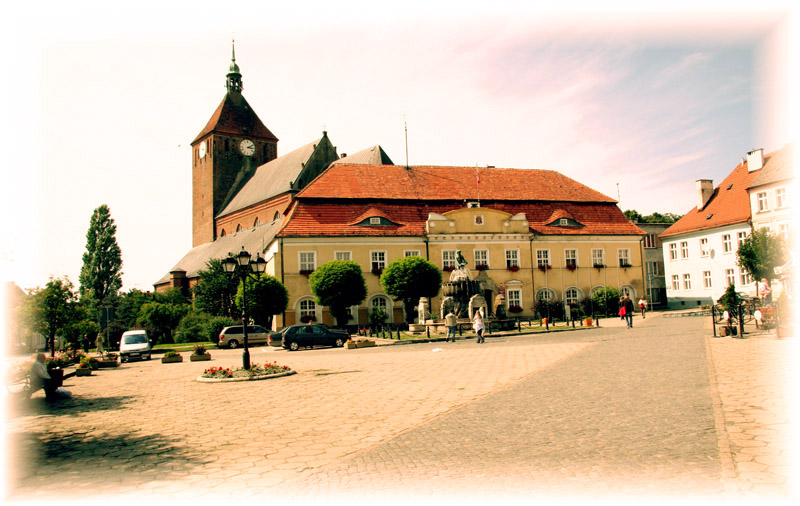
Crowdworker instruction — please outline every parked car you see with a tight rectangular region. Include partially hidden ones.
[218,325,271,349]
[281,324,349,351]
[119,330,152,362]
[268,329,286,347]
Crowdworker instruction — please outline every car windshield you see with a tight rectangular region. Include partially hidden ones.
[123,335,147,344]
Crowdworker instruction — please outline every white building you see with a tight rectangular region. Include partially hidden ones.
[659,147,790,309]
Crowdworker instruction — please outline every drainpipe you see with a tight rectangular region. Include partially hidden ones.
[529,235,536,315]
[280,237,286,326]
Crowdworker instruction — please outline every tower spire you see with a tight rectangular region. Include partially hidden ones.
[226,38,243,94]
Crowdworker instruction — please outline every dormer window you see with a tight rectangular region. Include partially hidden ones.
[370,217,381,225]
[467,201,480,208]
[559,218,568,226]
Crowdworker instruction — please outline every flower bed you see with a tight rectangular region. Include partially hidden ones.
[197,362,295,383]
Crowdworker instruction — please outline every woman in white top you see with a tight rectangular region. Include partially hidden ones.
[473,309,485,344]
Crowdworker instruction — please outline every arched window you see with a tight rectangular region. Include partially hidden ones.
[564,287,583,305]
[620,285,636,298]
[299,299,316,322]
[536,287,557,302]
[253,217,260,227]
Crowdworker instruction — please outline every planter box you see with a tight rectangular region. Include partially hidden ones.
[76,368,92,377]
[97,360,119,368]
[345,341,357,349]
[190,353,211,362]
[161,355,183,363]
[356,340,376,348]
[718,326,737,337]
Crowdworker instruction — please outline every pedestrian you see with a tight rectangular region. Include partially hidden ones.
[758,278,772,305]
[623,294,635,328]
[31,353,56,401]
[445,310,458,342]
[638,297,647,319]
[619,297,626,320]
[95,334,104,357]
[473,309,485,343]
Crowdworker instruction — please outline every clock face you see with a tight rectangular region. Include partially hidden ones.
[198,141,206,158]
[239,139,256,156]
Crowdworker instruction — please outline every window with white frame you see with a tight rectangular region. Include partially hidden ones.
[669,243,678,260]
[703,271,712,288]
[643,234,656,248]
[618,249,631,267]
[299,299,316,319]
[725,269,735,287]
[565,249,577,268]
[404,250,420,257]
[507,289,522,309]
[740,269,753,286]
[369,217,381,225]
[683,273,692,290]
[672,275,680,290]
[757,191,769,212]
[620,285,635,298]
[776,187,786,208]
[722,234,732,253]
[443,250,457,269]
[564,287,582,305]
[646,262,659,276]
[700,238,709,257]
[536,249,550,268]
[777,223,789,237]
[299,252,316,272]
[737,231,748,246]
[506,249,520,268]
[591,248,605,267]
[474,249,489,268]
[335,251,351,261]
[536,287,557,301]
[371,251,386,272]
[680,241,689,259]
[371,296,390,319]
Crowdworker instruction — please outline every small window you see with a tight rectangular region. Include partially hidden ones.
[776,187,786,208]
[618,249,631,267]
[369,217,381,225]
[643,234,656,249]
[335,251,351,261]
[565,249,577,268]
[669,243,678,260]
[725,269,735,286]
[474,249,489,269]
[703,271,712,288]
[536,287,557,301]
[757,192,769,212]
[505,249,520,268]
[443,250,458,269]
[404,250,420,257]
[371,251,386,272]
[680,241,689,259]
[507,289,522,308]
[536,249,550,268]
[559,218,569,226]
[722,234,732,253]
[591,248,605,267]
[683,273,692,290]
[672,275,680,290]
[700,238,708,257]
[299,252,316,272]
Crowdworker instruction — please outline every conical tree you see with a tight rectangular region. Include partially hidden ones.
[79,204,123,305]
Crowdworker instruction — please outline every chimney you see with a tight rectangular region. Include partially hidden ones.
[696,179,714,210]
[747,148,764,172]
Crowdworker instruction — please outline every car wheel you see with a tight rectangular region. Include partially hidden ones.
[334,338,345,347]
[229,340,239,349]
[121,357,128,363]
[289,341,300,351]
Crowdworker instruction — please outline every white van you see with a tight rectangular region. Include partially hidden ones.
[119,330,152,362]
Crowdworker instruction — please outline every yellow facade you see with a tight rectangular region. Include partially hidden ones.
[273,205,644,326]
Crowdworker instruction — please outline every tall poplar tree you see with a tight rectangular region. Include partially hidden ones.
[79,204,123,304]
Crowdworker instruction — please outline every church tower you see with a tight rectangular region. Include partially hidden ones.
[190,42,278,246]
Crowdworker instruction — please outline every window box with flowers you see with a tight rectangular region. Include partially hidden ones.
[442,266,455,272]
[593,263,605,269]
[299,269,314,277]
[475,264,488,271]
[371,267,383,276]
[619,262,632,268]
[566,264,577,271]
[506,265,520,272]
[538,264,552,272]
[300,314,316,324]
[508,305,523,314]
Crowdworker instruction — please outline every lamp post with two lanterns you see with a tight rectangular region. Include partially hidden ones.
[222,247,267,370]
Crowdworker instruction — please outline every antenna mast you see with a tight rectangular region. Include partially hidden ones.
[404,116,409,169]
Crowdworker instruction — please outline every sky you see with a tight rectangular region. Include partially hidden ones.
[0,1,796,293]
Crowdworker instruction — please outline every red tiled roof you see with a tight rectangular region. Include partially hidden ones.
[278,201,643,237]
[192,92,278,144]
[544,208,578,224]
[297,164,616,203]
[660,160,759,238]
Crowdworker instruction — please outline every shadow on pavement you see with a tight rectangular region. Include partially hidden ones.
[7,394,138,418]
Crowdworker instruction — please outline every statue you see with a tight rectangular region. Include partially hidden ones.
[456,250,468,269]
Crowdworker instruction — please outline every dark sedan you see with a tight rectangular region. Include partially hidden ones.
[278,324,349,351]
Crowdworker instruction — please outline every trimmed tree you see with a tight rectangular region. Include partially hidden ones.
[737,228,787,288]
[380,256,442,324]
[79,204,123,304]
[136,302,190,344]
[308,260,367,328]
[235,274,289,328]
[591,286,621,317]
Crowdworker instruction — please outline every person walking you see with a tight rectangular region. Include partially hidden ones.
[638,297,647,319]
[473,309,485,343]
[623,294,635,328]
[445,310,458,342]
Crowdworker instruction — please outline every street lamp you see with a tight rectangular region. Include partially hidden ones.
[222,247,267,369]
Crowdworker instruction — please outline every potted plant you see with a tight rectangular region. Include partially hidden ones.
[475,264,488,271]
[507,265,520,272]
[566,263,577,271]
[81,356,100,370]
[508,305,523,314]
[76,362,93,376]
[442,266,455,272]
[538,264,552,272]
[190,344,211,362]
[299,269,314,277]
[98,352,119,368]
[161,350,183,363]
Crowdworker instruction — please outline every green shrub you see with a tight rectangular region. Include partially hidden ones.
[207,316,238,344]
[174,311,213,343]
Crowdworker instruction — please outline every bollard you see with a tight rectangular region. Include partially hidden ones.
[517,319,521,332]
[426,325,430,339]
[711,306,717,337]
